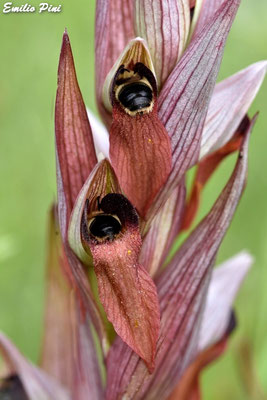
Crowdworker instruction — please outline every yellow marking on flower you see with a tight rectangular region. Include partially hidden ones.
[134,320,139,328]
[148,138,152,143]
[127,249,132,255]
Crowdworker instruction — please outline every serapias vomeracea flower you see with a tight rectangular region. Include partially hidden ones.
[1,0,267,399]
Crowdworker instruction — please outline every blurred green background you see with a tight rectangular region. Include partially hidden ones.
[0,0,266,398]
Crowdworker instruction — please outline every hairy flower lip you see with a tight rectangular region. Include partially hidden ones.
[68,161,161,370]
[109,100,172,218]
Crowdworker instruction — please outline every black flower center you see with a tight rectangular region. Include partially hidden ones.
[118,82,153,111]
[89,214,122,240]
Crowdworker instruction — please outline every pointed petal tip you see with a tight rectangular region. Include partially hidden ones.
[252,111,259,123]
[252,59,267,71]
[55,30,98,233]
[233,250,254,267]
[61,29,70,48]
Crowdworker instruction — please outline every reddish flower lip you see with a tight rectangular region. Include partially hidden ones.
[109,63,172,217]
[69,168,161,371]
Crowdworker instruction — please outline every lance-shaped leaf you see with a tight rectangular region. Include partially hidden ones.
[149,0,240,220]
[95,0,135,122]
[55,31,97,238]
[134,0,190,87]
[0,332,70,400]
[182,116,249,231]
[55,33,107,347]
[40,208,104,400]
[200,61,267,159]
[106,116,254,400]
[109,56,172,217]
[69,161,160,370]
[198,251,253,352]
[139,181,186,276]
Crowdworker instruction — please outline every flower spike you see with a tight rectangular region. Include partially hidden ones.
[2,0,266,397]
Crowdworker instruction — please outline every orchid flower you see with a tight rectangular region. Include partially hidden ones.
[1,0,266,399]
